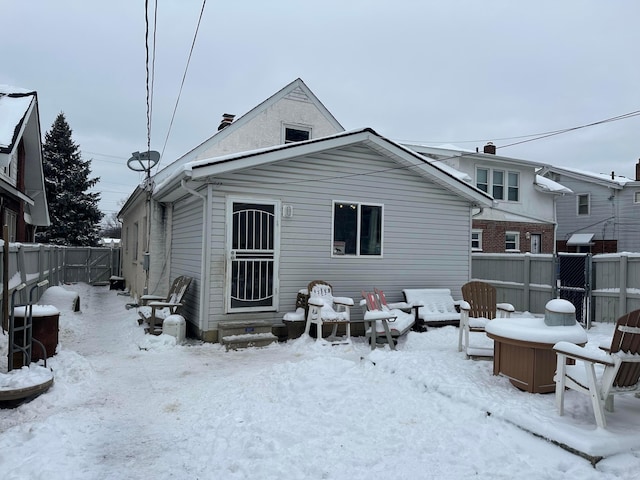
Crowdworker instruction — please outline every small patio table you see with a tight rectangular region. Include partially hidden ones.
[485,316,587,393]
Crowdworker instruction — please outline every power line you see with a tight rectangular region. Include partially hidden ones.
[157,0,207,172]
[144,0,153,154]
[393,108,640,149]
[498,110,640,149]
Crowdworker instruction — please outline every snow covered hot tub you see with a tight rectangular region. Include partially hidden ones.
[12,305,60,365]
[485,313,587,393]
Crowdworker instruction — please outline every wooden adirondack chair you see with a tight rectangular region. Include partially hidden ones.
[554,309,640,428]
[138,276,192,335]
[304,280,354,344]
[459,281,514,356]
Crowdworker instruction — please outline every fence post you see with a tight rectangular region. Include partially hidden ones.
[523,253,531,312]
[16,244,27,304]
[619,253,628,318]
[38,244,45,283]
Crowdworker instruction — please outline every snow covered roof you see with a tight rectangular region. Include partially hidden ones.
[534,174,573,194]
[154,128,494,207]
[0,85,37,162]
[0,85,49,227]
[402,142,552,169]
[546,165,633,188]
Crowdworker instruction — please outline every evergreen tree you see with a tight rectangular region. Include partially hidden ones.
[36,113,103,246]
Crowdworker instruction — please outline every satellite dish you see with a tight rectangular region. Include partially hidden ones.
[127,150,160,172]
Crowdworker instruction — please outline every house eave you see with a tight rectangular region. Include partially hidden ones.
[404,144,552,170]
[539,166,627,190]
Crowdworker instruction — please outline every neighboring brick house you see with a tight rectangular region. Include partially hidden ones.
[404,142,571,253]
[0,86,50,242]
[539,161,640,254]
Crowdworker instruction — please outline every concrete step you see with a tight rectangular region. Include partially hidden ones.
[221,332,278,350]
[218,320,278,349]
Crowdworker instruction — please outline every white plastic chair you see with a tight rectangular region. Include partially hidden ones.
[554,309,640,429]
[304,280,354,345]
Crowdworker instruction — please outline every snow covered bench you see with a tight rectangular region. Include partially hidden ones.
[402,288,461,330]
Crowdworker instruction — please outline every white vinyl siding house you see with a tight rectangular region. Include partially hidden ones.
[540,165,640,253]
[154,129,492,341]
[169,197,205,327]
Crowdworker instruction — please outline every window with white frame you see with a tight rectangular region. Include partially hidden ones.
[634,191,640,204]
[332,201,382,256]
[505,232,520,251]
[284,125,311,143]
[476,168,489,193]
[471,230,482,251]
[492,170,504,200]
[508,172,519,201]
[476,167,519,201]
[577,194,590,215]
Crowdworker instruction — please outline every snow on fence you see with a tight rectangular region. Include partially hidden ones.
[1,243,121,306]
[472,252,640,323]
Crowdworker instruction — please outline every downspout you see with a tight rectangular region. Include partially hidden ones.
[469,205,484,282]
[181,178,211,340]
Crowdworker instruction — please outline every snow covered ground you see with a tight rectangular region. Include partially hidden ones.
[2,283,640,479]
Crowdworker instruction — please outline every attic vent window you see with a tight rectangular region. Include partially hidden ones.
[284,127,310,143]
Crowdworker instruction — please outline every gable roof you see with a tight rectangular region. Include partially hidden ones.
[0,86,37,163]
[154,128,494,207]
[152,78,344,184]
[0,85,49,226]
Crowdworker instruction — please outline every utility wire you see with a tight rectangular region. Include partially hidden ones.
[157,0,207,172]
[149,0,158,155]
[498,110,640,149]
[144,0,152,155]
[394,109,640,149]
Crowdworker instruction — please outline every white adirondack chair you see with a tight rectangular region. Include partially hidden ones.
[554,308,640,429]
[304,280,354,345]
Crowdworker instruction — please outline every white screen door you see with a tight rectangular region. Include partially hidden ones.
[226,199,279,312]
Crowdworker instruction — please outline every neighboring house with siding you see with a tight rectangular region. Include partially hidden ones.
[539,162,640,253]
[150,128,493,342]
[0,86,50,242]
[403,142,571,254]
[118,78,344,302]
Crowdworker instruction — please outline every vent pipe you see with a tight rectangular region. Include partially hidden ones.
[218,113,235,131]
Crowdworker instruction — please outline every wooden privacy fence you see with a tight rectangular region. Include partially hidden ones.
[472,253,640,324]
[1,243,121,308]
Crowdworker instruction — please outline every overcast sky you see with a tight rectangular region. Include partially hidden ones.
[2,0,639,218]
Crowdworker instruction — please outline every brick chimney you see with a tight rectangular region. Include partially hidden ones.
[636,159,640,181]
[218,113,235,131]
[483,142,496,154]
